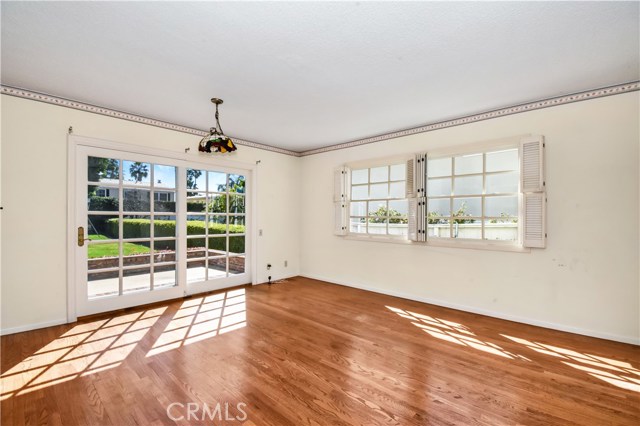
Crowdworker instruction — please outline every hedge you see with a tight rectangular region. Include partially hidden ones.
[105,219,245,253]
[89,196,119,211]
[88,196,232,214]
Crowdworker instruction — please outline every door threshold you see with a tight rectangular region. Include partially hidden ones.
[76,282,251,323]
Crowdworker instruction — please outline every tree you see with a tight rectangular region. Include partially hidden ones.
[428,201,474,224]
[87,157,119,196]
[217,175,245,193]
[129,162,149,183]
[452,202,474,224]
[427,211,442,224]
[368,206,408,224]
[187,169,203,196]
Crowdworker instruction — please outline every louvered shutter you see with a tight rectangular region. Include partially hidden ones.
[521,136,545,192]
[406,157,416,197]
[334,167,346,202]
[523,193,546,248]
[334,201,347,235]
[520,136,546,248]
[408,154,427,242]
[334,167,348,236]
[408,197,418,241]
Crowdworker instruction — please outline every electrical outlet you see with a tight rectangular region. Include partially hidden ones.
[267,264,271,270]
[284,260,288,267]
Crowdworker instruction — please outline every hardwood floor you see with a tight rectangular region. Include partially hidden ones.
[2,277,639,425]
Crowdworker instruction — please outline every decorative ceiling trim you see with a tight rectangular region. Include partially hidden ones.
[0,85,301,157]
[299,80,640,156]
[2,81,638,158]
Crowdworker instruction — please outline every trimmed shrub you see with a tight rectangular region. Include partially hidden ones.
[106,219,245,253]
[88,196,119,234]
[187,201,207,212]
[89,196,119,211]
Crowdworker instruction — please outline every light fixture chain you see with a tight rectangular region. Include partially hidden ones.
[215,103,224,135]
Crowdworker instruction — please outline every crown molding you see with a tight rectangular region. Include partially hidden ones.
[299,80,640,156]
[2,81,638,158]
[0,85,301,157]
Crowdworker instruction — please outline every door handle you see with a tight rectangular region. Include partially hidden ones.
[77,226,89,247]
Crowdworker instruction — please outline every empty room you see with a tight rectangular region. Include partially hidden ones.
[1,1,639,425]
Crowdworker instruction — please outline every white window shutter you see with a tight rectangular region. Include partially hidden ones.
[334,167,348,236]
[334,167,347,202]
[405,158,416,197]
[408,197,418,241]
[521,136,545,192]
[523,193,546,248]
[334,201,347,235]
[521,136,546,248]
[344,167,351,200]
[418,153,427,195]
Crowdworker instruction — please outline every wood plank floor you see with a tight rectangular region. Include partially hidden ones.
[2,277,639,425]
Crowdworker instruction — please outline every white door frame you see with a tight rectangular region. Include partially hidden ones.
[67,134,258,322]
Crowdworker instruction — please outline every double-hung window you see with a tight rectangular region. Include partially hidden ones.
[335,135,546,250]
[349,163,409,238]
[427,147,520,242]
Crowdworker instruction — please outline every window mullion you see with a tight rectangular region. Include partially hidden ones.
[482,153,486,241]
[150,163,155,291]
[118,159,124,296]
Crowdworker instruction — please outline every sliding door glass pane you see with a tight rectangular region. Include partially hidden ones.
[88,157,120,183]
[154,264,177,288]
[229,174,246,193]
[88,271,119,298]
[123,189,150,212]
[123,161,151,185]
[207,257,227,278]
[123,267,151,293]
[208,171,227,192]
[229,256,245,275]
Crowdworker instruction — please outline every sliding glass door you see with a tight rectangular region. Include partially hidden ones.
[185,167,248,293]
[74,144,251,316]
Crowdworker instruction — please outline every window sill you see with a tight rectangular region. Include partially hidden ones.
[425,239,531,253]
[343,234,413,245]
[341,234,531,252]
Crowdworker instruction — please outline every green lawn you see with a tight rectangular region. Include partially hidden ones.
[88,234,150,258]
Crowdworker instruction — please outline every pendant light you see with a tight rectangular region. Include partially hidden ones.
[198,98,238,153]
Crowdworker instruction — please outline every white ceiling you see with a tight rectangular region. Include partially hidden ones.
[2,2,638,152]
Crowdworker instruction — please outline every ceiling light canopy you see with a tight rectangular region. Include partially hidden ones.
[198,98,237,154]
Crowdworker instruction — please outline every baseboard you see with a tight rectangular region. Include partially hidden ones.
[1,318,68,336]
[300,273,640,346]
[255,273,299,285]
[0,276,300,336]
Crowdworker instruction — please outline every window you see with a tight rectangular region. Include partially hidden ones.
[349,163,409,237]
[154,192,170,202]
[336,135,545,249]
[427,147,520,242]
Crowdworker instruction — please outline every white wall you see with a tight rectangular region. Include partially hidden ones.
[0,95,300,333]
[300,92,640,344]
[2,92,638,343]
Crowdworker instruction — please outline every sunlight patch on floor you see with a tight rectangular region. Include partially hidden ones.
[146,289,246,357]
[386,306,528,361]
[501,334,640,392]
[0,307,166,400]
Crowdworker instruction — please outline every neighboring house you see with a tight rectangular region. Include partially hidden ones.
[94,178,177,202]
